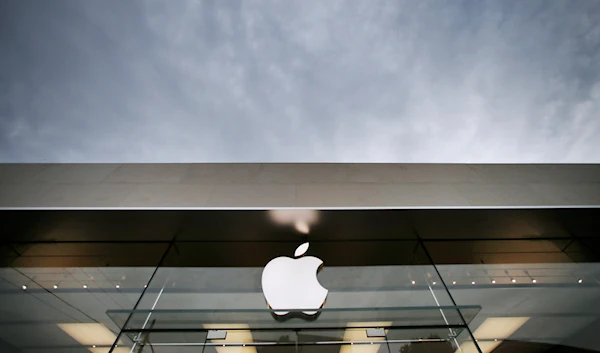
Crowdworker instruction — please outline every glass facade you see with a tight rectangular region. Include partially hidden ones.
[0,209,599,353]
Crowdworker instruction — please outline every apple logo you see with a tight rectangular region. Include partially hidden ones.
[261,242,328,316]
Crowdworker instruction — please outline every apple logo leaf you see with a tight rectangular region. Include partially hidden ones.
[294,242,310,257]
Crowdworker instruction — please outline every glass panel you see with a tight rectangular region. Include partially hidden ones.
[123,237,467,351]
[437,262,600,352]
[109,327,475,353]
[0,267,154,353]
[136,239,454,310]
[108,306,479,331]
[388,340,459,353]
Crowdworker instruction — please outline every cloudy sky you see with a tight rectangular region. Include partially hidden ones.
[1,0,599,163]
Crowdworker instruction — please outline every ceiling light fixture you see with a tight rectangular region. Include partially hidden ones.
[57,323,120,346]
[411,280,416,285]
[452,281,456,284]
[22,285,27,290]
[115,284,120,289]
[491,280,496,284]
[532,279,536,283]
[53,284,58,289]
[511,278,516,283]
[83,284,88,289]
[579,279,583,283]
[341,322,391,353]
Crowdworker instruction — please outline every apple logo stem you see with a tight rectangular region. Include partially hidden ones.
[261,242,329,316]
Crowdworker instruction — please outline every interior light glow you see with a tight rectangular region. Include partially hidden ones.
[532,279,536,283]
[452,281,456,284]
[511,278,516,283]
[58,323,121,346]
[88,348,130,353]
[268,210,319,235]
[491,280,496,284]
[453,317,529,353]
[294,220,310,234]
[474,317,530,340]
[22,285,27,290]
[340,322,392,353]
[83,284,88,288]
[115,284,120,289]
[472,281,475,285]
[579,279,583,283]
[411,281,416,285]
[433,282,436,285]
[53,284,58,289]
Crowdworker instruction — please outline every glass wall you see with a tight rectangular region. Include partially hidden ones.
[1,209,599,353]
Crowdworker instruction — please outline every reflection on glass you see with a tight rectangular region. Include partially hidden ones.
[396,336,456,353]
[204,323,258,353]
[339,322,392,353]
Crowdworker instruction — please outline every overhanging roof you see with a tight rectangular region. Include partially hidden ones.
[0,163,599,208]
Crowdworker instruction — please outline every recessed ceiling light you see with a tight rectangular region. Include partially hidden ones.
[83,284,88,289]
[511,278,516,283]
[491,280,496,284]
[115,284,120,289]
[473,317,530,340]
[22,285,27,290]
[472,281,476,285]
[452,281,456,284]
[578,279,583,283]
[432,281,436,285]
[411,281,416,285]
[53,284,58,289]
[532,279,536,283]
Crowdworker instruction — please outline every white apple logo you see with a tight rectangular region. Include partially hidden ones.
[261,242,328,316]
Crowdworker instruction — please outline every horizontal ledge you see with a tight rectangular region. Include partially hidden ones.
[1,206,599,210]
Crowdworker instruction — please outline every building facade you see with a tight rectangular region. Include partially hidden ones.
[0,163,599,353]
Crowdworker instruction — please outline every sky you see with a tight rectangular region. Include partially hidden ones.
[1,0,599,163]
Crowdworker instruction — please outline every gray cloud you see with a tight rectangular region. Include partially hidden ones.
[1,0,599,162]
